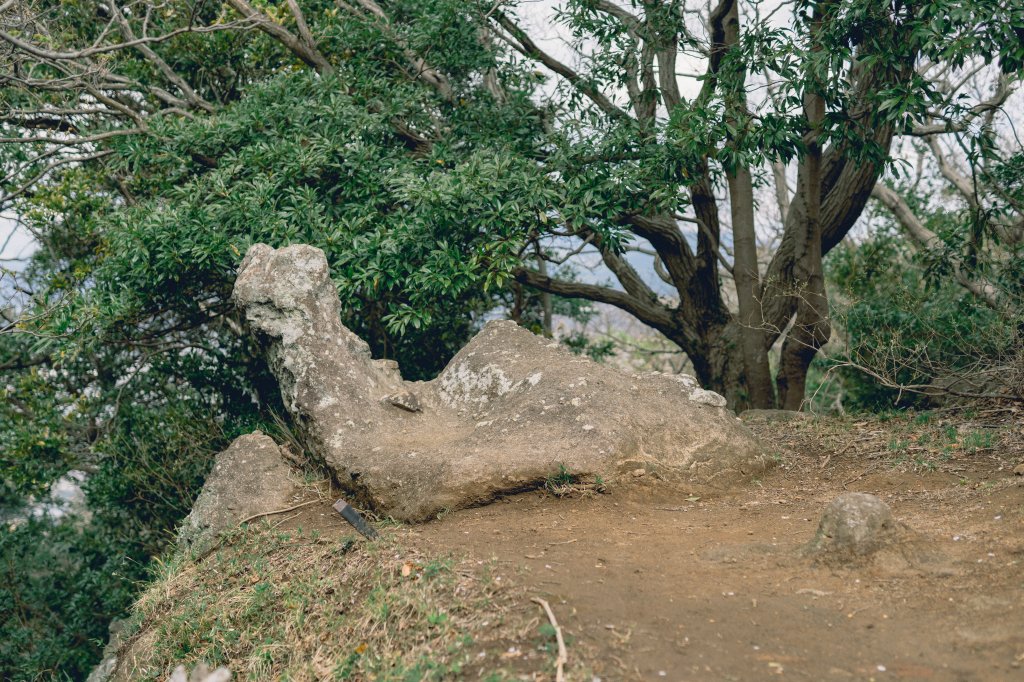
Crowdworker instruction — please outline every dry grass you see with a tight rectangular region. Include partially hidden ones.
[747,408,1024,476]
[112,526,550,681]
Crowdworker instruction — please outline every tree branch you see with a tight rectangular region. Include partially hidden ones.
[336,0,454,101]
[106,0,215,112]
[871,183,1003,311]
[224,0,333,74]
[514,267,674,332]
[490,9,627,119]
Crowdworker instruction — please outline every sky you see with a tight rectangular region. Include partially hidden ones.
[0,214,35,269]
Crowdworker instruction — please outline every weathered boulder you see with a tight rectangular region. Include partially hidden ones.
[177,431,300,553]
[232,243,769,521]
[804,493,949,572]
[805,492,903,562]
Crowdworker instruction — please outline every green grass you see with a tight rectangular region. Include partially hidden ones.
[112,526,534,681]
[544,464,606,497]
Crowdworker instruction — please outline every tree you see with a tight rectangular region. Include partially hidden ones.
[827,139,1024,407]
[493,0,1021,408]
[1,1,1021,674]
[1,1,525,674]
[4,0,1020,413]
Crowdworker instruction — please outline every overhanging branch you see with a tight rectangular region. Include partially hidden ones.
[514,267,674,332]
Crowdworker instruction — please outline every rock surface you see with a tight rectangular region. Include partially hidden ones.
[805,492,903,561]
[168,663,231,682]
[232,243,769,521]
[84,619,128,682]
[177,431,299,553]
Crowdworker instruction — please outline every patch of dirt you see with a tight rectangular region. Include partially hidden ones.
[278,413,1024,681]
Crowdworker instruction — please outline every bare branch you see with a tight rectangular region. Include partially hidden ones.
[490,9,627,120]
[1,150,114,209]
[285,0,318,51]
[514,267,674,332]
[224,0,333,74]
[772,159,790,222]
[0,129,142,145]
[0,19,252,62]
[925,136,979,210]
[910,75,1017,136]
[871,183,1003,311]
[105,0,215,112]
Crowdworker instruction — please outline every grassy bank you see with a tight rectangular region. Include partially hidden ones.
[112,524,558,681]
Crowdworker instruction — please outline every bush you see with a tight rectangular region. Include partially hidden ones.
[825,229,1020,411]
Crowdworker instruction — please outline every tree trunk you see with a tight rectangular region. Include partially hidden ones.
[536,255,553,338]
[661,319,751,410]
[722,0,774,409]
[777,12,830,410]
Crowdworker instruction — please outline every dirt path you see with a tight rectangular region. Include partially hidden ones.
[292,415,1024,681]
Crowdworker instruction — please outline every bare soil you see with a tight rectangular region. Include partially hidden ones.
[282,412,1024,681]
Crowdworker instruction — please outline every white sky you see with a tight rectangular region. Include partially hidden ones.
[0,214,35,270]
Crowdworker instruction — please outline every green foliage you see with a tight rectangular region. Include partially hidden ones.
[2,0,1021,676]
[1,4,548,675]
[561,331,616,362]
[0,395,251,680]
[825,222,1019,410]
[0,367,75,507]
[0,517,136,680]
[544,464,580,492]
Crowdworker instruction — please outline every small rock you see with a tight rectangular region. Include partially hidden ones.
[1013,463,1024,476]
[177,432,299,555]
[805,492,902,561]
[387,391,421,413]
[169,662,231,682]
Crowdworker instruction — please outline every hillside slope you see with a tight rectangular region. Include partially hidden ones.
[111,413,1024,680]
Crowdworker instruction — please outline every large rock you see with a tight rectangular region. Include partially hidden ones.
[85,619,128,682]
[177,431,300,553]
[232,244,768,521]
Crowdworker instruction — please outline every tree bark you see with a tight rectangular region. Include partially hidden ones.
[722,0,774,409]
[776,11,830,411]
[536,252,554,337]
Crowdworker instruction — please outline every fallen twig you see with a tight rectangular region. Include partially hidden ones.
[842,463,880,489]
[531,597,567,682]
[237,499,320,526]
[271,512,302,529]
